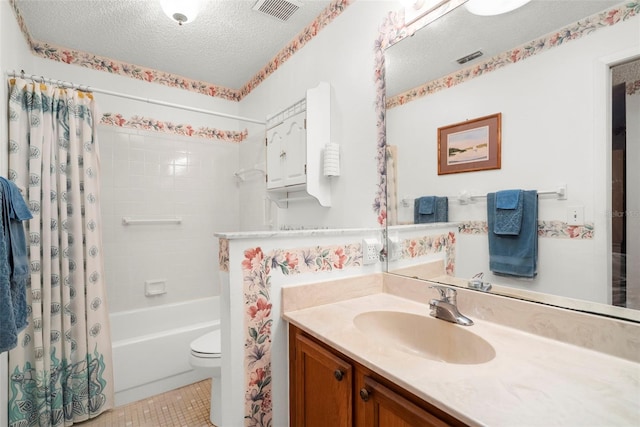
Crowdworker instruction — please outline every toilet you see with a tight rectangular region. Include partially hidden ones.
[189,329,222,426]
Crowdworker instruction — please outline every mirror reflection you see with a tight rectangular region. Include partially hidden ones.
[384,0,640,321]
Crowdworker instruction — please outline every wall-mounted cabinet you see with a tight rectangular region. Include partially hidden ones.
[265,82,332,207]
[266,108,307,190]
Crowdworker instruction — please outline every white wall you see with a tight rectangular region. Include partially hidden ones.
[237,128,274,231]
[23,0,399,273]
[1,0,400,316]
[239,0,397,230]
[20,30,250,312]
[387,18,640,303]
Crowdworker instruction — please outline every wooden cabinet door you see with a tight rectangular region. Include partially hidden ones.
[292,332,353,427]
[359,376,451,427]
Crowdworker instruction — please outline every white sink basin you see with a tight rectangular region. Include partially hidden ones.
[353,310,496,365]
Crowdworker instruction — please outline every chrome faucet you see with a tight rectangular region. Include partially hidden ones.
[429,286,474,326]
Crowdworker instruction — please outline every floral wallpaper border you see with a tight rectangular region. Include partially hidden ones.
[100,113,248,143]
[399,232,456,275]
[459,220,595,239]
[9,0,352,102]
[372,1,466,225]
[219,238,229,273]
[387,2,640,109]
[372,11,405,226]
[241,243,362,426]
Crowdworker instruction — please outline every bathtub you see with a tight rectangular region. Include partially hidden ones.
[110,296,220,406]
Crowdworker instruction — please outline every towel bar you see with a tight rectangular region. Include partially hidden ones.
[122,217,182,225]
[458,185,566,204]
[400,185,567,208]
[233,167,265,182]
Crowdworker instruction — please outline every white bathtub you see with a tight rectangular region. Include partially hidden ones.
[110,296,220,406]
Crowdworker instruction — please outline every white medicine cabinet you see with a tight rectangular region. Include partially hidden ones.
[266,106,307,190]
[265,82,332,207]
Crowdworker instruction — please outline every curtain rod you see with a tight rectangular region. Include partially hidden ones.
[5,69,265,125]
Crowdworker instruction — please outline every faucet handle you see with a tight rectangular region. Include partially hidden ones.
[429,285,447,299]
[445,287,457,305]
[430,285,456,304]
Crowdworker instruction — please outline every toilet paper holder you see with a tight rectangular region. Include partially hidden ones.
[323,142,340,177]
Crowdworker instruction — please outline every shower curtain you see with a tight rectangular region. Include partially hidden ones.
[6,78,113,426]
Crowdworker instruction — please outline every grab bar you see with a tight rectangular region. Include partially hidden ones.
[122,217,182,225]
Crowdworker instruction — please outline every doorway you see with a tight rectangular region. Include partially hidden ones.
[612,59,640,309]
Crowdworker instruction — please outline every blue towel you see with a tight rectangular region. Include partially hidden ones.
[494,189,524,235]
[496,189,521,209]
[0,214,15,353]
[414,196,448,224]
[487,190,538,278]
[418,196,435,214]
[5,181,32,221]
[0,177,32,353]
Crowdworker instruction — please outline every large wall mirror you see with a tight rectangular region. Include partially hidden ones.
[384,0,640,322]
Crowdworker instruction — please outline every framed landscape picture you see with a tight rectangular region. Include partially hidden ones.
[437,113,501,175]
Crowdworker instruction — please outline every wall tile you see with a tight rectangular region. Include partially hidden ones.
[98,126,239,312]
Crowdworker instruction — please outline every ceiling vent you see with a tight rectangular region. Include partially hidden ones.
[456,50,484,65]
[253,0,302,21]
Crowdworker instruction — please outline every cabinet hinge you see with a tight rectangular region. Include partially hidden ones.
[304,118,307,129]
[304,164,307,175]
[265,174,268,183]
[265,137,268,146]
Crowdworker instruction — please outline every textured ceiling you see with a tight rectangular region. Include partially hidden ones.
[14,0,332,90]
[613,58,640,86]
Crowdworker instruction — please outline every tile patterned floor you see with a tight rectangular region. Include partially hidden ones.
[80,379,215,427]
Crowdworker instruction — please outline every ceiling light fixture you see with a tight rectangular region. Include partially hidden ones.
[160,0,202,25]
[465,0,532,16]
[401,0,450,25]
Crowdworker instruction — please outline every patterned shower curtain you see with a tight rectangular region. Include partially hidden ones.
[6,78,113,426]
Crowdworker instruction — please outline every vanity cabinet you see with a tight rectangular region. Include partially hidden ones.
[357,374,453,427]
[292,331,353,427]
[289,325,467,427]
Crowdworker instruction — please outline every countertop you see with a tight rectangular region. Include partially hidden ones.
[283,291,640,426]
[214,227,377,239]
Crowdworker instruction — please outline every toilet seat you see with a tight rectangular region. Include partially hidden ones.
[190,329,221,359]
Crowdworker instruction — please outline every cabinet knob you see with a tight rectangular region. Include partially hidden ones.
[280,150,287,158]
[359,388,370,402]
[334,369,344,381]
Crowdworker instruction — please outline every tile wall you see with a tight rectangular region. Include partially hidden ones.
[98,127,240,312]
